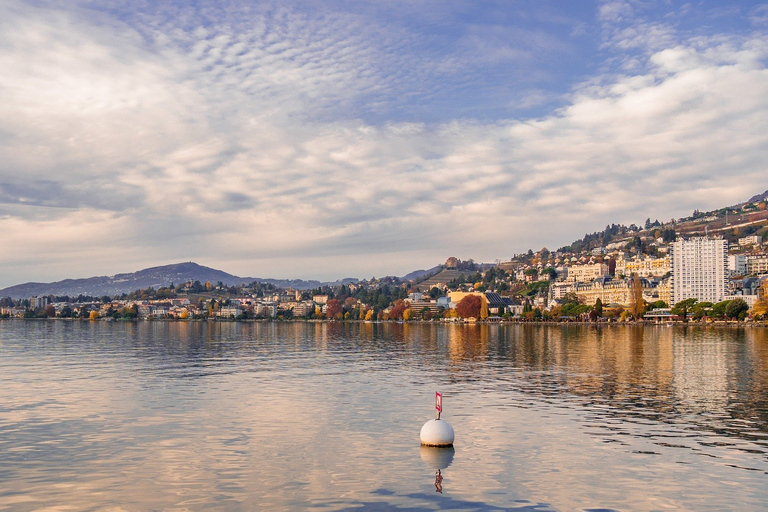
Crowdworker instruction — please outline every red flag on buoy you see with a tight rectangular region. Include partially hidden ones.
[435,392,442,412]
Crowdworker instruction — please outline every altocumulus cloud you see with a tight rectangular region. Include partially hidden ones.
[0,0,767,285]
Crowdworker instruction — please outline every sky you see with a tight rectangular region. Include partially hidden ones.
[1,0,768,286]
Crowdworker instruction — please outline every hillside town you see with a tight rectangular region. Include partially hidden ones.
[3,201,768,323]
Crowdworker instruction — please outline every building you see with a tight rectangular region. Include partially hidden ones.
[728,254,747,276]
[746,255,768,275]
[563,263,609,283]
[30,296,49,309]
[254,302,277,318]
[568,276,657,308]
[406,300,443,317]
[292,301,315,317]
[738,235,763,246]
[615,255,670,278]
[670,237,727,305]
[218,306,242,318]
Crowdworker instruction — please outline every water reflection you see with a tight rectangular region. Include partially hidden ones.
[2,321,768,510]
[420,446,455,493]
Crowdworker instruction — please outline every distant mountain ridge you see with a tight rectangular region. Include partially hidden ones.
[747,189,768,204]
[0,262,330,299]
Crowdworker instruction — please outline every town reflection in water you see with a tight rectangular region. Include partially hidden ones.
[367,322,768,440]
[112,320,768,440]
[2,320,767,510]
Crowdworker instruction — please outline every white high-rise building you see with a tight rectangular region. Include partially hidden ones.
[670,237,727,305]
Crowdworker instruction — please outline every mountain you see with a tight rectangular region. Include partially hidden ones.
[747,189,768,204]
[401,265,443,282]
[0,262,326,299]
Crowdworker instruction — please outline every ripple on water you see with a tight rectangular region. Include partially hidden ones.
[1,321,768,510]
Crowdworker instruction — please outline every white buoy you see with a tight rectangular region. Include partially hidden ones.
[420,418,455,447]
[420,392,454,447]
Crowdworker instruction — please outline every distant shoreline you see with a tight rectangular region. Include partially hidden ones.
[2,317,766,328]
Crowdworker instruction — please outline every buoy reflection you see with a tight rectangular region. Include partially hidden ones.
[435,469,443,493]
[420,445,454,493]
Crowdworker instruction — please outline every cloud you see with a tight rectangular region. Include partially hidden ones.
[751,5,768,26]
[598,1,634,23]
[0,1,767,285]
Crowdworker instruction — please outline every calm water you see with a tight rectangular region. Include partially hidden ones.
[1,321,768,511]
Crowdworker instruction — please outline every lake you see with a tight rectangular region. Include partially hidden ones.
[1,320,767,511]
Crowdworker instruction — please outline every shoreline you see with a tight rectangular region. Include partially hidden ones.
[2,317,766,328]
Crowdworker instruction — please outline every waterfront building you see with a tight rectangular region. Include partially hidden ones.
[254,302,278,318]
[572,277,648,308]
[406,300,443,317]
[670,237,727,305]
[30,296,49,309]
[292,301,315,317]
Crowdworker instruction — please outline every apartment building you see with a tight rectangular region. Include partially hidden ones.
[615,255,670,278]
[728,254,747,275]
[738,235,763,246]
[746,255,768,275]
[563,263,609,283]
[670,237,727,305]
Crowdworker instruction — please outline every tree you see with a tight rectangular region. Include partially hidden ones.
[45,304,56,318]
[692,301,714,320]
[523,299,532,314]
[711,300,728,319]
[364,309,374,321]
[725,298,749,320]
[89,310,99,321]
[594,298,603,317]
[751,281,768,320]
[456,295,483,318]
[628,274,645,318]
[326,299,343,320]
[402,308,413,321]
[671,298,697,322]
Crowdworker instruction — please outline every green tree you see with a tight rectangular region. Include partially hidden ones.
[711,300,729,319]
[692,301,714,320]
[522,299,532,314]
[725,298,749,320]
[671,298,697,322]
